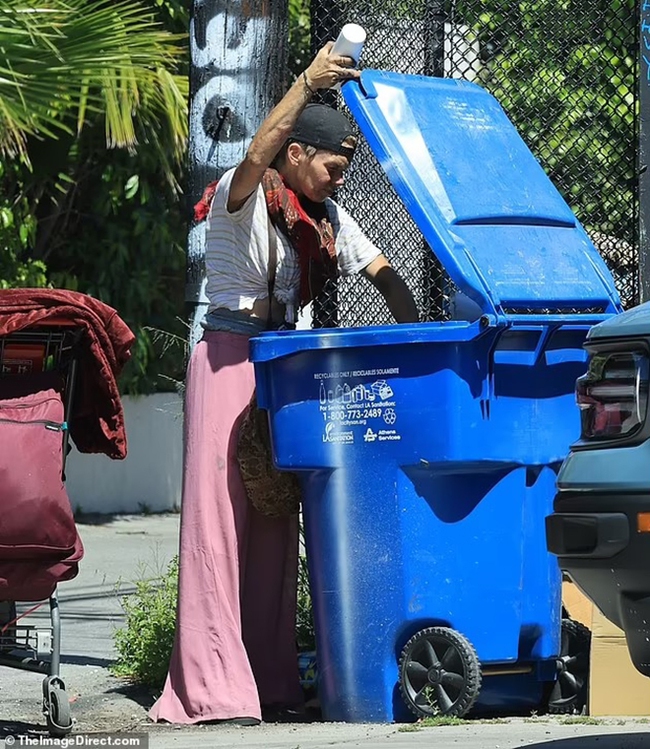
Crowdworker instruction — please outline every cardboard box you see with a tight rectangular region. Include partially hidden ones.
[589,606,650,716]
[562,580,594,628]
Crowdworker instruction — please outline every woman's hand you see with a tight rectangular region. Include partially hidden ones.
[303,42,361,91]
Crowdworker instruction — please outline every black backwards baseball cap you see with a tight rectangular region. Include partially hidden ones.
[288,104,356,160]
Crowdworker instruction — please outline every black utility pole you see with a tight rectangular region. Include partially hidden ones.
[187,0,287,345]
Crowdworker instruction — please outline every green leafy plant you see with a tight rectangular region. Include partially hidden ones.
[288,0,312,84]
[112,555,178,688]
[466,0,635,244]
[112,524,316,689]
[0,160,46,290]
[0,0,189,392]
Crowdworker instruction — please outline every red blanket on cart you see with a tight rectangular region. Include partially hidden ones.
[0,289,135,459]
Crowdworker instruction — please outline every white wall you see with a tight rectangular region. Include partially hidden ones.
[65,393,183,515]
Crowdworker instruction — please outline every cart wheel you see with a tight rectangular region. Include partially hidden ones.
[399,626,482,718]
[548,618,591,715]
[45,687,72,737]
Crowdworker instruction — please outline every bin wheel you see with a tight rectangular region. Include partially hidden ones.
[398,626,482,718]
[45,687,72,737]
[547,618,591,715]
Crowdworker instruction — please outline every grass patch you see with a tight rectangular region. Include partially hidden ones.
[421,715,469,727]
[402,716,509,728]
[398,723,422,732]
[558,716,603,725]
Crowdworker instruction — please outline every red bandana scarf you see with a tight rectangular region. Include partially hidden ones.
[194,169,337,307]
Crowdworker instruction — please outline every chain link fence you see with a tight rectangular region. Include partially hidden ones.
[306,0,638,327]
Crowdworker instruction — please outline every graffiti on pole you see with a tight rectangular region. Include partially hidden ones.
[187,0,286,339]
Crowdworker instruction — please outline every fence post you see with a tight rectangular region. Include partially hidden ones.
[424,1,446,77]
[422,2,447,320]
[186,0,288,346]
[640,0,650,303]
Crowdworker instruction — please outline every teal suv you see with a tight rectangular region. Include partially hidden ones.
[546,302,650,675]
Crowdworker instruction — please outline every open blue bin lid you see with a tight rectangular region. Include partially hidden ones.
[341,71,621,320]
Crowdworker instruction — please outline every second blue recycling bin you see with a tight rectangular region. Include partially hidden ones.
[251,71,622,722]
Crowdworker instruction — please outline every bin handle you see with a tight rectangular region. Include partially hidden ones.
[485,321,592,402]
[250,315,500,362]
[497,314,612,327]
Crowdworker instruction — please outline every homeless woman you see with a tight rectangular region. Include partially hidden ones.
[149,42,418,726]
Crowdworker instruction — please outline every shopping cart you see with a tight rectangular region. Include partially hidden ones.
[0,320,86,737]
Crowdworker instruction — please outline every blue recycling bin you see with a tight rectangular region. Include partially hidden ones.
[251,71,622,723]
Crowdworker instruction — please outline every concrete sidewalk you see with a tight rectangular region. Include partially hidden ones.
[145,720,650,749]
[0,514,649,749]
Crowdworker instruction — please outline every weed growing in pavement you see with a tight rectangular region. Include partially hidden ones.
[421,716,468,727]
[112,555,178,688]
[398,716,509,730]
[558,716,603,725]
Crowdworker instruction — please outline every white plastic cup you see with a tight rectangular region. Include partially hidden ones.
[330,23,366,65]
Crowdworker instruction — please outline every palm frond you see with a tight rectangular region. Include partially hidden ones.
[0,0,188,165]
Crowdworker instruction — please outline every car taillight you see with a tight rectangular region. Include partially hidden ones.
[576,351,649,441]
